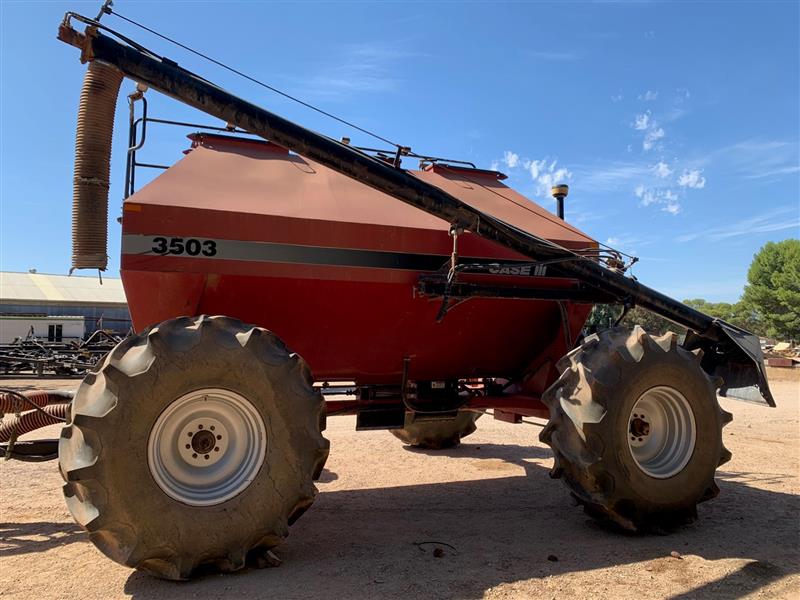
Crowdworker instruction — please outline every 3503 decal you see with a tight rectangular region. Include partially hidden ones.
[151,237,217,257]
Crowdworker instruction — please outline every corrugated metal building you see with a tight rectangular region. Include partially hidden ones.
[0,271,131,336]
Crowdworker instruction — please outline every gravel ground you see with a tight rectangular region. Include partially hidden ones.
[1,374,798,599]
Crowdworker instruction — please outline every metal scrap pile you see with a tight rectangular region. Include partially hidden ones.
[764,341,800,368]
[0,329,124,378]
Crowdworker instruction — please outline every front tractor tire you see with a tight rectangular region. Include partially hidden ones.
[59,315,329,580]
[540,326,731,531]
[391,410,481,449]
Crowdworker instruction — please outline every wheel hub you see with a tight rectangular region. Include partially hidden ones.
[627,386,696,479]
[629,416,651,438]
[148,388,267,506]
[191,429,217,454]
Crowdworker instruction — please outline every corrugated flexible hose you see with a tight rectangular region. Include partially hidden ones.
[71,60,124,272]
[0,390,74,414]
[0,403,71,443]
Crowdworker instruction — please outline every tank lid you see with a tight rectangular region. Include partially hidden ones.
[187,132,289,154]
[422,163,507,181]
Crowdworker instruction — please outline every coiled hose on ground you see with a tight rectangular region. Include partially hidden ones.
[71,60,124,272]
[0,390,73,414]
[0,403,71,443]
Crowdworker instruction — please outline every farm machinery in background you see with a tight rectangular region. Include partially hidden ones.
[0,329,125,378]
[1,6,775,581]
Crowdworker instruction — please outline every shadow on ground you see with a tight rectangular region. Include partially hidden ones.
[0,521,84,556]
[119,441,799,600]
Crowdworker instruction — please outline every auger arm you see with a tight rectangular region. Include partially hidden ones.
[57,17,775,406]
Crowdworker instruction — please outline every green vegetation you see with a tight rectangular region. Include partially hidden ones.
[742,240,800,341]
[585,239,799,342]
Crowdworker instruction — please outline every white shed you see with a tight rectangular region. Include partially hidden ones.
[0,315,85,343]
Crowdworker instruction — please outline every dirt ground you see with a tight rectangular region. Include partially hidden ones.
[1,374,798,599]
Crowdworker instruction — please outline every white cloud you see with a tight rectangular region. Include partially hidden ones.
[653,161,672,178]
[677,168,706,189]
[743,165,800,179]
[639,90,658,101]
[676,206,799,242]
[527,158,572,197]
[633,111,666,151]
[569,162,651,192]
[602,234,655,256]
[634,113,651,130]
[611,93,624,103]
[634,185,657,206]
[301,42,420,99]
[529,159,546,179]
[643,127,665,151]
[490,153,573,198]
[634,185,681,214]
[490,160,499,172]
[708,139,799,180]
[502,150,520,169]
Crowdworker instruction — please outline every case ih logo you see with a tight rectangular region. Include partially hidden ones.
[487,264,547,277]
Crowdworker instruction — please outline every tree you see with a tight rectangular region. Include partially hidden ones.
[682,298,764,336]
[742,239,800,342]
[622,306,685,335]
[585,304,684,336]
[584,304,619,333]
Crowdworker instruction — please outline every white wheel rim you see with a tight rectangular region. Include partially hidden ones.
[147,388,267,506]
[627,386,696,479]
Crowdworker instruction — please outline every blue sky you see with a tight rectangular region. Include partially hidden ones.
[1,0,798,302]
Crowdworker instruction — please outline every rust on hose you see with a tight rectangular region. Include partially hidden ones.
[0,403,70,443]
[72,60,124,271]
[0,390,74,414]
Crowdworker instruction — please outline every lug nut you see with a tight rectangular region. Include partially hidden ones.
[192,453,197,459]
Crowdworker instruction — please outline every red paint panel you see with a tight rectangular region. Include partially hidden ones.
[120,135,596,386]
[122,268,585,384]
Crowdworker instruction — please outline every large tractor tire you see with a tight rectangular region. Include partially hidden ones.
[391,410,481,449]
[59,315,329,580]
[539,326,731,531]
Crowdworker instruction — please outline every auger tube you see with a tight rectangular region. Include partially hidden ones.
[56,20,775,406]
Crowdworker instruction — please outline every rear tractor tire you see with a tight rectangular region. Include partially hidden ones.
[539,326,731,531]
[59,315,329,580]
[391,410,481,449]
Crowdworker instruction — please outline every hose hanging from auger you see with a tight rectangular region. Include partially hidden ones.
[71,60,123,272]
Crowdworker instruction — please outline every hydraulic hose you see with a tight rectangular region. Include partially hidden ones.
[0,403,71,443]
[71,60,124,271]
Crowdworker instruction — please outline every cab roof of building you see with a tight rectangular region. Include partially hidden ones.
[0,271,127,306]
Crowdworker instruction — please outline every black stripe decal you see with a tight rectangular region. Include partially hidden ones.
[121,234,510,272]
